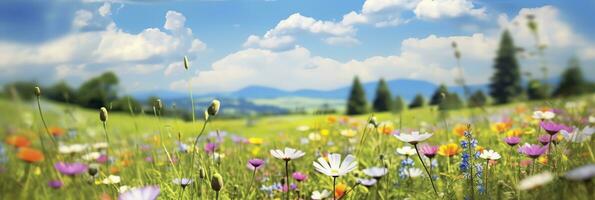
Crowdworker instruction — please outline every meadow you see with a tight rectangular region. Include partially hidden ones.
[0,94,593,200]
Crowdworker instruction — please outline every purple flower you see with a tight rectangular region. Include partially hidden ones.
[231,135,248,144]
[540,121,564,135]
[145,156,154,163]
[119,185,160,200]
[504,136,521,146]
[292,172,308,182]
[247,158,265,170]
[538,134,551,145]
[97,154,108,163]
[419,143,438,158]
[48,180,63,189]
[204,142,218,154]
[281,183,297,192]
[517,144,547,159]
[54,162,88,176]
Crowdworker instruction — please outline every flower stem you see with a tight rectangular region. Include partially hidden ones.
[285,160,290,200]
[102,121,110,175]
[333,176,337,200]
[414,144,438,196]
[36,96,57,147]
[189,119,209,178]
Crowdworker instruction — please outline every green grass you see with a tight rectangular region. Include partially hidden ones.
[0,95,593,200]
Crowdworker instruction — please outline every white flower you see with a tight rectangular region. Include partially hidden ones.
[561,126,594,143]
[308,133,322,141]
[311,190,331,200]
[93,142,109,149]
[404,168,423,178]
[518,171,553,190]
[532,111,555,120]
[118,185,160,200]
[396,146,416,156]
[479,150,501,160]
[362,167,388,178]
[59,144,88,154]
[394,131,433,144]
[340,129,357,137]
[102,175,121,184]
[565,164,595,181]
[296,125,310,132]
[270,147,305,161]
[357,178,377,187]
[313,153,357,177]
[119,185,133,193]
[82,152,101,161]
[589,116,595,124]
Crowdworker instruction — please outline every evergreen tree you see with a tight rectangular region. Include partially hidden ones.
[372,78,393,112]
[489,30,522,104]
[527,79,548,100]
[394,96,404,113]
[439,93,464,110]
[553,57,588,97]
[46,81,76,103]
[346,76,367,115]
[408,94,425,109]
[468,90,487,107]
[430,84,448,105]
[77,72,119,108]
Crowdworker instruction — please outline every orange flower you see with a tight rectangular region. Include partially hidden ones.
[491,122,510,133]
[327,116,337,124]
[453,124,468,137]
[5,135,31,148]
[334,183,347,198]
[475,145,485,153]
[506,128,524,137]
[49,127,65,137]
[17,147,44,163]
[377,122,395,135]
[438,143,461,157]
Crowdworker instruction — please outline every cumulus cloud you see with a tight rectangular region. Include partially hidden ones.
[414,0,486,20]
[98,2,112,17]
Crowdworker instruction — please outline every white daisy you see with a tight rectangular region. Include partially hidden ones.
[102,175,121,184]
[565,164,595,181]
[59,144,88,154]
[532,111,555,120]
[518,171,553,190]
[270,148,305,161]
[396,146,416,156]
[82,152,101,161]
[313,153,357,177]
[357,178,377,187]
[118,185,160,200]
[394,131,433,145]
[479,150,501,160]
[561,126,594,143]
[362,167,388,179]
[404,168,423,178]
[311,190,331,200]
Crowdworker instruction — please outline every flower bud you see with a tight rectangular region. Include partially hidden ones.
[199,167,206,179]
[184,56,190,70]
[204,110,209,121]
[207,99,220,116]
[34,86,41,97]
[88,165,98,177]
[154,99,163,111]
[211,173,223,191]
[99,107,108,122]
[368,116,378,128]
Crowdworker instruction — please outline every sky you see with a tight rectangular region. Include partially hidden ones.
[0,0,594,94]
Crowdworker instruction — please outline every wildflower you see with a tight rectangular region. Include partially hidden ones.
[49,127,65,137]
[207,100,221,116]
[204,142,218,154]
[479,150,501,160]
[396,146,416,156]
[377,122,395,135]
[308,133,322,141]
[296,125,310,132]
[99,107,108,122]
[270,147,305,161]
[17,147,44,163]
[518,144,547,159]
[362,167,388,179]
[102,175,121,184]
[453,124,469,137]
[538,134,553,145]
[518,171,553,190]
[34,86,41,96]
[540,121,564,135]
[211,173,223,191]
[393,131,433,145]
[82,152,101,161]
[313,153,357,177]
[357,178,377,187]
[368,116,378,128]
[5,135,31,148]
[532,111,555,120]
[334,183,347,198]
[93,142,109,149]
[404,168,423,178]
[118,185,160,200]
[504,136,521,146]
[438,143,461,157]
[506,129,524,137]
[247,158,265,170]
[248,137,263,145]
[419,143,438,158]
[88,164,99,177]
[491,122,510,133]
[48,180,63,189]
[55,162,88,176]
[340,129,357,137]
[565,164,595,181]
[311,190,331,200]
[292,172,308,182]
[173,178,193,189]
[561,126,594,143]
[59,144,88,154]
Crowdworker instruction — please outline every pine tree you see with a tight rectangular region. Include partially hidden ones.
[346,76,368,115]
[468,90,487,107]
[409,94,425,109]
[489,30,522,104]
[394,95,404,113]
[430,84,448,105]
[553,57,588,97]
[373,78,393,112]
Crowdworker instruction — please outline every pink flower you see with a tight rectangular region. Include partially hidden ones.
[419,143,438,158]
[292,172,308,182]
[518,144,547,159]
[504,136,521,146]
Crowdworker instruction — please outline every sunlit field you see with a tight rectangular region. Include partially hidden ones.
[0,93,593,199]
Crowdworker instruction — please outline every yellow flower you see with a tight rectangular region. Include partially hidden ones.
[491,122,511,133]
[320,129,330,136]
[438,143,461,157]
[377,122,394,135]
[523,127,536,135]
[327,116,337,124]
[453,124,468,137]
[506,128,524,137]
[475,145,485,153]
[251,147,260,156]
[538,156,548,165]
[340,129,357,137]
[248,137,263,145]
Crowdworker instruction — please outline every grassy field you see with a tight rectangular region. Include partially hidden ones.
[0,95,593,200]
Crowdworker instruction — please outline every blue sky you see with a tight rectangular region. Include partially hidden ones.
[0,0,594,94]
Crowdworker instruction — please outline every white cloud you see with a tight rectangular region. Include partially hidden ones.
[414,0,486,20]
[323,36,360,46]
[72,10,93,30]
[98,2,112,17]
[164,61,184,76]
[243,35,295,50]
[164,11,185,32]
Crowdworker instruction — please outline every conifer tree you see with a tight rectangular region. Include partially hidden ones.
[489,30,522,104]
[346,76,367,115]
[373,78,393,112]
[409,94,425,109]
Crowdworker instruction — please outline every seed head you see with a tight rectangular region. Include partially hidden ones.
[99,107,108,122]
[184,56,190,70]
[211,173,223,191]
[199,167,206,179]
[34,86,41,97]
[207,99,220,116]
[368,116,378,128]
[204,110,209,121]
